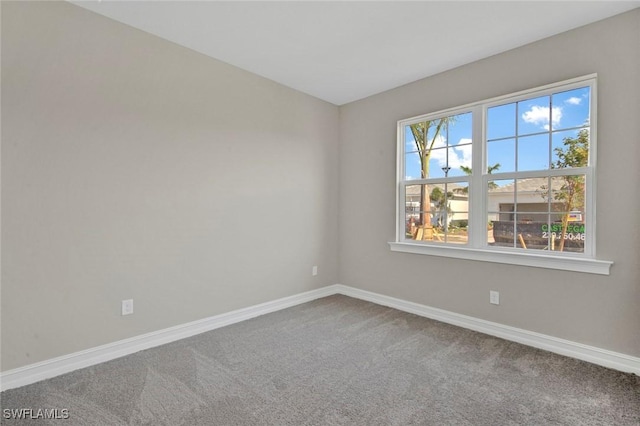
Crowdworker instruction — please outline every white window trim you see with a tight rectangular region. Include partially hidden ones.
[388,243,612,275]
[391,74,613,275]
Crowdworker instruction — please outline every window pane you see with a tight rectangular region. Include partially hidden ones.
[404,125,419,153]
[405,185,425,241]
[563,222,585,253]
[488,179,515,199]
[545,174,586,254]
[426,145,473,178]
[405,183,469,244]
[551,129,589,169]
[427,148,447,178]
[447,211,469,244]
[487,103,516,141]
[518,134,549,171]
[490,178,554,249]
[441,183,469,244]
[515,177,548,206]
[405,119,448,179]
[447,144,472,177]
[491,221,515,248]
[551,86,591,130]
[404,184,439,241]
[488,179,515,246]
[404,151,422,180]
[405,214,422,241]
[543,221,585,253]
[405,184,425,212]
[450,181,469,197]
[415,113,473,178]
[430,184,450,231]
[515,213,550,250]
[488,139,515,173]
[549,175,586,212]
[518,95,551,136]
[447,181,469,244]
[447,112,472,147]
[426,118,447,143]
[488,179,515,220]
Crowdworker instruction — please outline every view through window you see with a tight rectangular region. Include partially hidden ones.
[398,76,595,258]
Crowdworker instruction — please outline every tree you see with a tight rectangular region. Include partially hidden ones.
[409,119,448,235]
[541,129,589,251]
[458,163,501,193]
[429,186,453,230]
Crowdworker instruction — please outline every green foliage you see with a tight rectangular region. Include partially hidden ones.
[552,129,588,208]
[429,187,453,207]
[430,186,444,202]
[487,163,501,174]
[459,163,501,192]
[460,163,501,176]
[547,129,589,208]
[539,128,589,251]
[453,220,468,229]
[552,129,589,169]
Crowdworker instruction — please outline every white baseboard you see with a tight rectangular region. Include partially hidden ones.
[2,283,638,391]
[0,285,337,392]
[333,284,640,376]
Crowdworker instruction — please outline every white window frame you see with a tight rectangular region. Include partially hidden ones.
[389,74,613,275]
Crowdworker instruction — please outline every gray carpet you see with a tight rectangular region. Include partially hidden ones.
[1,295,639,425]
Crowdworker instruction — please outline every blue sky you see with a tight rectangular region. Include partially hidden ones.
[404,86,591,180]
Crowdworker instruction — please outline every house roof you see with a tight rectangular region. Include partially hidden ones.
[405,177,569,198]
[488,177,565,194]
[405,183,468,199]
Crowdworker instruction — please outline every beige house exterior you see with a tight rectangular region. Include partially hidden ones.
[405,177,578,228]
[487,178,574,223]
[405,183,469,227]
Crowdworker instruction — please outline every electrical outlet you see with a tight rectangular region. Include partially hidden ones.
[312,266,318,276]
[122,299,134,316]
[489,291,500,305]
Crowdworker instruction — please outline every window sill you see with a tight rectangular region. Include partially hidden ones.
[388,242,613,275]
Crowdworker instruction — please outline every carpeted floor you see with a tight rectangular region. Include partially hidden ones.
[1,295,639,425]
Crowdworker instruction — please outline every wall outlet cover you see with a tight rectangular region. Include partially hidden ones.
[122,299,134,316]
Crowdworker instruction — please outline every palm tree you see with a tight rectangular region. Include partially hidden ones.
[458,163,501,193]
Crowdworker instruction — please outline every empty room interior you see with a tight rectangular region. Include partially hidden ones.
[1,1,639,424]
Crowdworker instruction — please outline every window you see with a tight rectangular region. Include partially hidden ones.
[391,75,612,275]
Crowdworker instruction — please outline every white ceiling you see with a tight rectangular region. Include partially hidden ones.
[71,1,639,106]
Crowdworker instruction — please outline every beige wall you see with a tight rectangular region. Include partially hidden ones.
[338,10,640,357]
[2,2,639,373]
[1,2,339,370]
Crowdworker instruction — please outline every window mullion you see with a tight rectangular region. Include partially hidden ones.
[469,105,485,249]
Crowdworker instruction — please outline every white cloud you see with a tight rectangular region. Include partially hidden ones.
[451,144,472,169]
[522,105,562,130]
[565,97,582,105]
[431,138,472,171]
